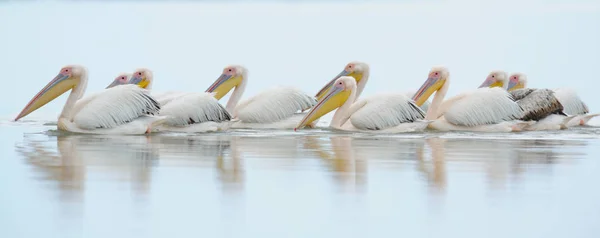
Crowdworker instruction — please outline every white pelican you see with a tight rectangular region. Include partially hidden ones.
[204,65,317,129]
[479,71,572,131]
[314,61,430,112]
[14,65,166,134]
[128,68,233,133]
[105,73,131,89]
[295,76,430,132]
[508,73,598,126]
[411,67,533,132]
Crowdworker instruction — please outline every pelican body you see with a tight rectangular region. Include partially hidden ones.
[204,65,317,129]
[14,65,166,134]
[128,68,233,133]
[295,76,431,133]
[480,71,571,131]
[412,67,532,132]
[508,74,598,127]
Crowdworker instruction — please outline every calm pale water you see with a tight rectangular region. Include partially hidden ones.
[2,121,600,238]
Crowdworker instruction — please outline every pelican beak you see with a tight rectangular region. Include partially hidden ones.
[106,79,124,89]
[412,74,446,107]
[478,77,503,88]
[295,84,350,130]
[129,75,150,89]
[205,74,242,100]
[508,80,524,91]
[315,70,363,101]
[14,73,76,121]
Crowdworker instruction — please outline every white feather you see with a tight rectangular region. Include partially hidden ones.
[159,92,231,126]
[443,87,523,127]
[347,93,426,130]
[152,91,190,106]
[231,113,308,129]
[73,84,160,130]
[553,88,589,115]
[235,86,317,123]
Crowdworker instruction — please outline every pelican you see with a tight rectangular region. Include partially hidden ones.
[128,68,233,133]
[479,71,572,130]
[411,67,532,132]
[204,65,317,129]
[314,61,430,112]
[295,76,430,132]
[508,73,598,126]
[105,73,131,89]
[14,65,166,134]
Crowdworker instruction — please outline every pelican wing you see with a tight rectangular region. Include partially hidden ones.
[348,93,426,130]
[153,91,195,106]
[73,84,160,130]
[443,88,523,127]
[159,92,231,126]
[510,88,564,121]
[553,88,589,115]
[235,87,317,123]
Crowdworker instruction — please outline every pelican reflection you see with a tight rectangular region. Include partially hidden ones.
[15,133,159,201]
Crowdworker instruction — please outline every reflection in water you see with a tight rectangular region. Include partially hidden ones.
[10,130,596,237]
[15,134,161,202]
[303,135,368,193]
[14,132,591,201]
[15,132,591,198]
[417,138,447,193]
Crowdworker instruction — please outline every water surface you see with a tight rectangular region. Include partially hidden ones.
[1,121,600,238]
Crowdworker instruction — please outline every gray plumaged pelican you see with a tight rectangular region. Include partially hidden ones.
[128,68,233,133]
[205,65,317,129]
[14,65,166,134]
[508,73,598,127]
[105,73,131,89]
[295,76,431,132]
[411,67,533,132]
[479,71,572,131]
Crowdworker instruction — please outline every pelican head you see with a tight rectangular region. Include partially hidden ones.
[15,65,86,121]
[106,73,131,89]
[129,68,153,90]
[412,66,450,106]
[479,71,508,89]
[295,76,356,130]
[205,65,248,100]
[315,61,369,101]
[507,73,527,91]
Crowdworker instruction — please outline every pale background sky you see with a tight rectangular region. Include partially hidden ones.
[1,0,599,121]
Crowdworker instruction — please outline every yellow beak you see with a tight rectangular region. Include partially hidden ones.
[129,75,150,89]
[315,70,363,101]
[14,73,77,121]
[296,84,350,130]
[205,74,242,100]
[478,77,503,89]
[412,76,445,107]
[508,82,525,91]
[488,81,503,88]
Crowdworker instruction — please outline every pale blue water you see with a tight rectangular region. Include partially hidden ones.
[2,1,600,237]
[2,121,600,237]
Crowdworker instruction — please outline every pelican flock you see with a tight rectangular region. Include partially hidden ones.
[14,65,165,134]
[12,63,596,134]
